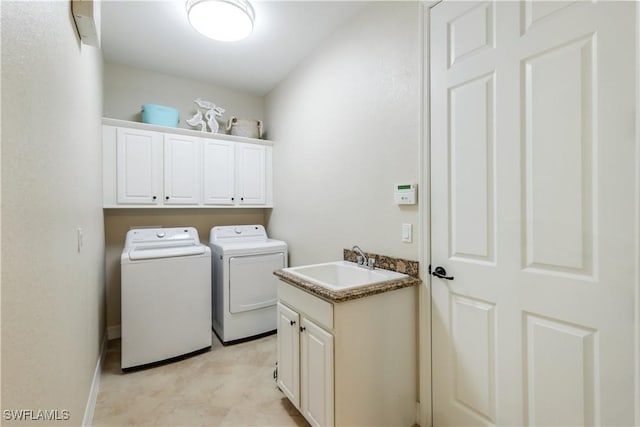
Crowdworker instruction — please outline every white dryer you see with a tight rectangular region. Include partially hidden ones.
[121,227,211,370]
[209,225,287,344]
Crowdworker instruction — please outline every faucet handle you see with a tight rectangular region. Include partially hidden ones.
[356,255,365,265]
[367,258,376,269]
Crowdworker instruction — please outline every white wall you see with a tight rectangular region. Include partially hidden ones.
[104,62,265,132]
[1,1,105,424]
[265,2,421,266]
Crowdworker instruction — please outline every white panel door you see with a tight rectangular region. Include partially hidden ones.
[163,134,201,205]
[236,143,267,205]
[116,128,162,204]
[203,139,235,205]
[228,252,283,313]
[300,317,334,427]
[430,1,638,425]
[277,302,300,408]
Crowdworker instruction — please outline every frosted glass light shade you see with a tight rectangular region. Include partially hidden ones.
[187,0,254,42]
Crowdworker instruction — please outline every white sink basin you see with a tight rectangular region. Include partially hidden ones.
[282,260,408,291]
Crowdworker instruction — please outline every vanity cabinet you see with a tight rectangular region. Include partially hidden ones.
[277,281,416,427]
[277,301,334,427]
[103,119,273,208]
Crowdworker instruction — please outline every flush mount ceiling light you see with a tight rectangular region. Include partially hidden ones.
[186,0,255,42]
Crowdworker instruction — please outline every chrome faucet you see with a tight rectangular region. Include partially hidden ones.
[352,245,375,269]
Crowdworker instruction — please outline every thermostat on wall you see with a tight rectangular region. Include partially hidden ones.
[394,184,417,205]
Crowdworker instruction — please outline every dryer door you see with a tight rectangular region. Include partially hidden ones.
[229,252,284,314]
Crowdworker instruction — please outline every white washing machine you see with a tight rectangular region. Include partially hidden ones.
[121,227,212,370]
[209,225,287,345]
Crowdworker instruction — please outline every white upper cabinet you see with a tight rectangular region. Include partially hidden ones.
[203,139,235,205]
[103,119,273,208]
[236,143,267,205]
[115,127,162,205]
[163,134,201,205]
[202,141,270,206]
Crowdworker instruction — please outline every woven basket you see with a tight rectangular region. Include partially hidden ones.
[227,117,263,139]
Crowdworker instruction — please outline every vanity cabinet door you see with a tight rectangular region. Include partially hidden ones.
[300,317,334,427]
[277,302,300,407]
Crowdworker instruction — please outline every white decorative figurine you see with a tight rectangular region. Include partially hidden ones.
[186,110,206,131]
[186,98,226,133]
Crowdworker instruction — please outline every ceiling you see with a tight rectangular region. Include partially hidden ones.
[101,1,370,96]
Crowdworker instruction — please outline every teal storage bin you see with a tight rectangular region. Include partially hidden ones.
[141,104,179,127]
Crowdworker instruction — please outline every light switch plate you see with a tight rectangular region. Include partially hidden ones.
[402,223,412,243]
[77,227,84,253]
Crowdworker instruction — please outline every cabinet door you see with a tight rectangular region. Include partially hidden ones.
[236,143,266,205]
[116,127,162,204]
[203,139,235,205]
[277,302,300,408]
[163,134,201,205]
[301,317,334,427]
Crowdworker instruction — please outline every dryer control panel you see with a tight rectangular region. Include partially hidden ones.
[210,225,268,243]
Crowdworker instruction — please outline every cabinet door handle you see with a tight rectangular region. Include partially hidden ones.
[152,196,157,200]
[165,196,170,200]
[241,197,244,201]
[300,326,306,333]
[231,197,235,201]
[290,320,296,326]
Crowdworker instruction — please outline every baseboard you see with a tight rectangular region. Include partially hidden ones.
[107,325,121,340]
[82,335,107,427]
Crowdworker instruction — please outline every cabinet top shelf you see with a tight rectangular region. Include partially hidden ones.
[103,118,274,146]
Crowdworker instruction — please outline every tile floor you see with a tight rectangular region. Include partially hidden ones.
[92,334,310,427]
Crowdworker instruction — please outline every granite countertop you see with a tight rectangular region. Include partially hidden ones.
[274,249,422,303]
[274,269,421,303]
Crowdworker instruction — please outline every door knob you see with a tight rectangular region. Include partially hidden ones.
[429,265,454,280]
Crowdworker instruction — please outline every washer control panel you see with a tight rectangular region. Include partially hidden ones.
[125,227,200,249]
